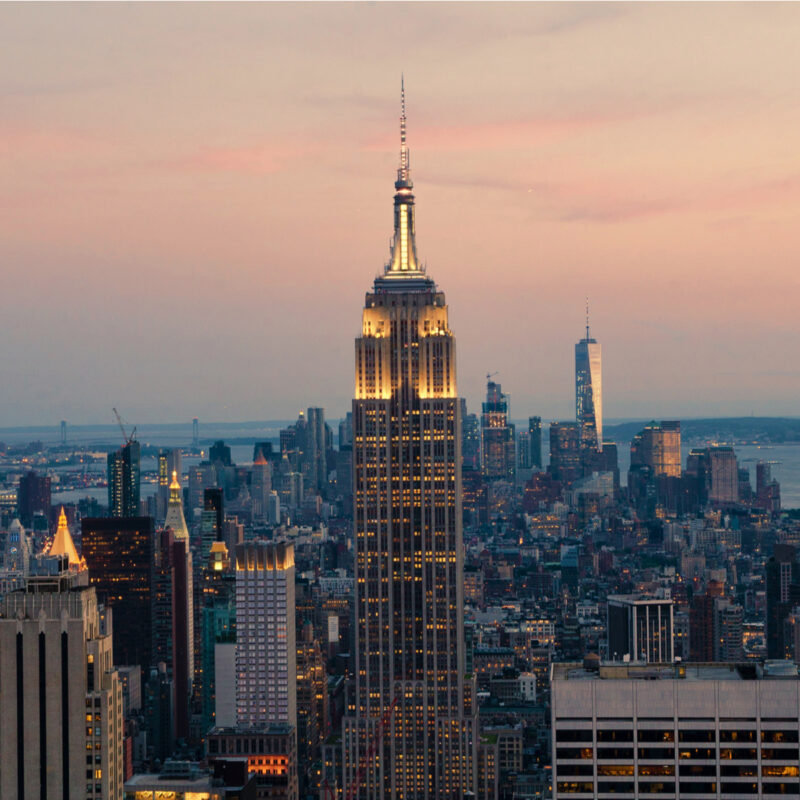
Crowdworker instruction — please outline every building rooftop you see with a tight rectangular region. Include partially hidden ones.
[551,661,798,682]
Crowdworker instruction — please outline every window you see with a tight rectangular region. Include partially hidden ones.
[638,730,674,742]
[720,730,756,742]
[762,731,799,743]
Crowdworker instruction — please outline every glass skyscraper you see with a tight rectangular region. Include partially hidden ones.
[575,316,602,453]
[342,86,476,800]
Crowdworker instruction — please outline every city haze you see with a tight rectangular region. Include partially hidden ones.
[2,3,799,424]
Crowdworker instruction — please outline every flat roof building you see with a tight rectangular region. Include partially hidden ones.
[551,660,800,799]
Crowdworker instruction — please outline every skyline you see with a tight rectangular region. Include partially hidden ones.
[3,3,800,425]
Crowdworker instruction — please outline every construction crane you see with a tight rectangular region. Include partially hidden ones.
[112,407,137,445]
[343,696,398,800]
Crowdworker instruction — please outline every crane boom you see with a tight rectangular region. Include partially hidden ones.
[112,407,136,445]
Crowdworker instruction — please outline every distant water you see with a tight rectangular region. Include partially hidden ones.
[2,421,799,509]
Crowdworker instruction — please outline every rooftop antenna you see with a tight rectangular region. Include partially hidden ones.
[399,74,409,180]
[585,297,590,340]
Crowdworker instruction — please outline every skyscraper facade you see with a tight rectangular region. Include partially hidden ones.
[81,516,155,669]
[107,440,141,517]
[0,554,124,800]
[481,379,516,482]
[708,446,739,506]
[234,541,296,728]
[630,421,682,478]
[342,88,475,800]
[17,469,51,528]
[548,422,582,486]
[575,318,602,452]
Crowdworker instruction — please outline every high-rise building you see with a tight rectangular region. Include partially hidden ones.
[164,470,190,542]
[689,580,725,662]
[528,416,542,470]
[517,416,543,477]
[0,518,30,588]
[339,411,354,449]
[152,526,194,740]
[81,516,155,669]
[17,469,51,528]
[0,554,124,800]
[575,312,602,453]
[296,622,329,794]
[551,660,800,800]
[460,400,481,472]
[108,441,141,518]
[756,460,781,513]
[192,417,199,448]
[708,446,739,506]
[250,451,272,520]
[157,449,183,520]
[714,597,744,662]
[630,421,681,478]
[766,545,800,659]
[607,592,674,664]
[198,541,236,733]
[342,87,476,800]
[201,488,225,564]
[305,407,328,493]
[210,440,232,468]
[234,541,296,728]
[481,379,516,482]
[548,422,581,486]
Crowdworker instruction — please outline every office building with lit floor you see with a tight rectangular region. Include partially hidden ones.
[339,85,477,800]
[551,660,800,799]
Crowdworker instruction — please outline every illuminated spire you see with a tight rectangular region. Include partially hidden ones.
[50,506,85,570]
[165,470,189,542]
[385,76,424,278]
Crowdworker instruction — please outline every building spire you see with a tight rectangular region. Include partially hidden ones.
[585,297,590,339]
[398,74,410,187]
[384,75,424,278]
[165,470,189,542]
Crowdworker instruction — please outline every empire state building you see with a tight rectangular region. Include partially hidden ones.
[341,86,476,800]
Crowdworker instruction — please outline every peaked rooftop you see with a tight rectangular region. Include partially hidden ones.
[165,470,189,542]
[50,506,85,570]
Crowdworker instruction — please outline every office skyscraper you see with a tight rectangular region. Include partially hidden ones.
[548,421,582,486]
[0,554,124,800]
[528,416,542,470]
[460,399,481,472]
[708,445,739,506]
[575,309,602,452]
[107,440,141,517]
[152,526,194,740]
[234,541,296,727]
[17,469,51,528]
[630,421,682,478]
[81,516,155,669]
[342,86,476,800]
[766,545,800,659]
[481,379,516,482]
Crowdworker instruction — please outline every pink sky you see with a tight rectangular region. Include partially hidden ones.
[1,3,799,426]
